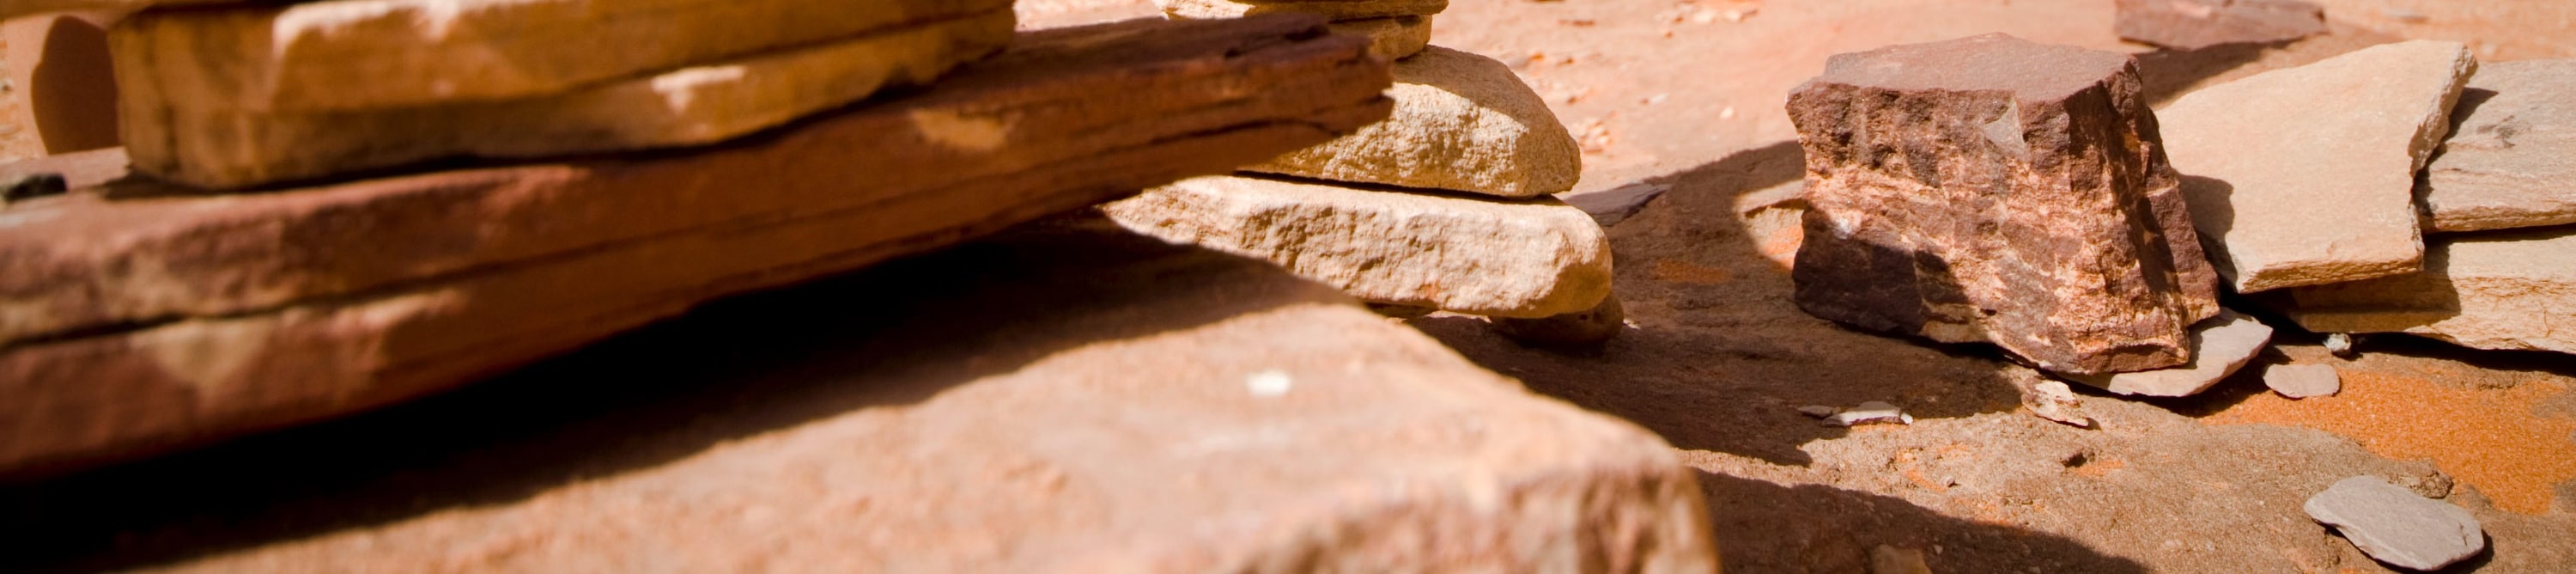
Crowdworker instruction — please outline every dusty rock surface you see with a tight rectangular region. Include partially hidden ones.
[2417,59,2576,233]
[1158,0,1447,20]
[1328,15,1432,61]
[0,228,1717,572]
[1101,175,1610,318]
[2159,40,2476,293]
[1249,46,1582,198]
[2058,312,2274,397]
[2114,0,2329,50]
[2276,226,2576,356]
[2306,475,2488,571]
[0,15,1393,479]
[1787,34,2221,376]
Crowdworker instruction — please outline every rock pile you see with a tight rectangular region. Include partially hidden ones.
[1110,0,1618,345]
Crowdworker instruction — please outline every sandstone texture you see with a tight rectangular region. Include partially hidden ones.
[1248,46,1582,198]
[1330,15,1432,60]
[0,227,1719,572]
[1102,175,1611,319]
[2113,0,2327,50]
[1161,0,1449,20]
[1787,34,2221,376]
[2264,363,2341,399]
[2417,59,2576,233]
[109,0,1012,111]
[2057,311,2272,397]
[2160,40,2477,293]
[0,15,1395,478]
[2275,227,2576,356]
[2306,476,2488,571]
[118,11,1018,190]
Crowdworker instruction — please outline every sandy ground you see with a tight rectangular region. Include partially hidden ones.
[1023,1,2576,571]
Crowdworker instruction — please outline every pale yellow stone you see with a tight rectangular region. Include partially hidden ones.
[1329,15,1431,60]
[109,0,1011,111]
[119,12,1015,189]
[2281,228,2576,356]
[1159,0,1447,20]
[1247,46,1582,198]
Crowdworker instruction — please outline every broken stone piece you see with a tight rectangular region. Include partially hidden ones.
[2020,376,2097,428]
[109,0,1012,111]
[2160,40,2477,293]
[1829,401,1911,427]
[2418,59,2576,233]
[1797,406,1840,418]
[1329,15,1432,60]
[1100,175,1612,319]
[2057,311,2273,397]
[1159,0,1449,20]
[2114,0,2328,50]
[1787,34,2222,376]
[2264,363,2341,399]
[118,11,1016,189]
[2306,476,2488,571]
[2274,227,2576,356]
[1487,294,1625,348]
[1248,46,1583,198]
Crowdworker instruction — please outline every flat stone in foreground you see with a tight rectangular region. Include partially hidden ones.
[1248,46,1582,198]
[2418,59,2576,233]
[1788,34,2221,376]
[2306,476,2487,571]
[1160,0,1448,20]
[2113,0,2327,50]
[1102,175,1610,319]
[0,228,1717,572]
[2057,312,2271,397]
[2275,227,2576,356]
[0,15,1394,479]
[2265,363,2340,399]
[2160,40,2476,293]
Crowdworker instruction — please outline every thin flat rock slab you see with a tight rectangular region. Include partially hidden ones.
[2306,476,2488,571]
[2271,226,2576,356]
[2160,40,2477,293]
[2419,59,2576,233]
[0,15,1394,479]
[2264,363,2341,399]
[118,10,1016,190]
[1159,0,1448,20]
[1787,34,2221,376]
[1247,46,1582,198]
[2114,0,2327,51]
[2057,311,2272,397]
[1329,15,1431,61]
[1101,175,1611,319]
[108,0,1013,111]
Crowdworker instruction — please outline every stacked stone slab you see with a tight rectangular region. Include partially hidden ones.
[1121,0,1615,345]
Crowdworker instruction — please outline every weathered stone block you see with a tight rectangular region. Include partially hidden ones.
[2418,59,2576,233]
[2275,227,2576,356]
[2114,0,2327,51]
[1159,0,1448,20]
[1247,46,1581,198]
[1786,34,2222,376]
[1330,15,1431,61]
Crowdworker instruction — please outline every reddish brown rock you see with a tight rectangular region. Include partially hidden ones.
[0,15,1394,479]
[2114,0,2328,51]
[1787,34,2221,376]
[0,226,1718,573]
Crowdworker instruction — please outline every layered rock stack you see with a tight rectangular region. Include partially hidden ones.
[1112,0,1619,345]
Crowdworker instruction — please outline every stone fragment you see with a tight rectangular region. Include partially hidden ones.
[0,226,1720,572]
[2019,376,2097,428]
[109,0,1012,111]
[2324,333,2359,357]
[2305,476,2488,571]
[2418,59,2576,233]
[1487,294,1625,347]
[2160,40,2477,293]
[1329,15,1432,61]
[1787,34,2222,376]
[118,11,1016,190]
[1735,180,1807,268]
[1100,175,1611,319]
[2057,311,2272,397]
[1570,182,1669,228]
[1159,0,1449,21]
[2265,363,2341,399]
[1248,46,1582,198]
[1797,406,1840,418]
[2274,227,2576,356]
[1829,401,1911,427]
[0,15,1394,478]
[2114,0,2327,50]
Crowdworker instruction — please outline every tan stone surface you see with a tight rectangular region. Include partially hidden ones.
[2418,59,2576,233]
[1248,46,1582,198]
[1160,0,1447,20]
[1329,15,1431,60]
[2277,227,2576,356]
[0,15,1394,478]
[2159,40,2476,293]
[108,0,1012,111]
[117,11,1014,190]
[2058,311,2273,397]
[1102,175,1611,318]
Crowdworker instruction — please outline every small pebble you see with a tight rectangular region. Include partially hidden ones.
[2264,363,2341,399]
[1829,400,1911,426]
[2325,333,2358,357]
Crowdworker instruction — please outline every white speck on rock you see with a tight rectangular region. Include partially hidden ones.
[1245,369,1292,398]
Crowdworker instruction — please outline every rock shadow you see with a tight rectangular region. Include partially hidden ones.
[1693,470,2151,573]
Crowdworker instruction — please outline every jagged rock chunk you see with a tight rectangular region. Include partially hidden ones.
[2419,59,2576,233]
[1247,46,1583,198]
[2114,0,2327,50]
[2274,227,2576,356]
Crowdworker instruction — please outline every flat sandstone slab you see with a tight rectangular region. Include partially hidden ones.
[1788,34,2221,375]
[119,11,1017,190]
[1102,175,1611,318]
[1160,0,1449,20]
[0,15,1394,478]
[2160,40,2476,293]
[1248,46,1582,198]
[2418,59,2576,233]
[2058,312,2272,397]
[2113,0,2327,50]
[0,229,1716,572]
[109,0,1012,111]
[2275,227,2576,356]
